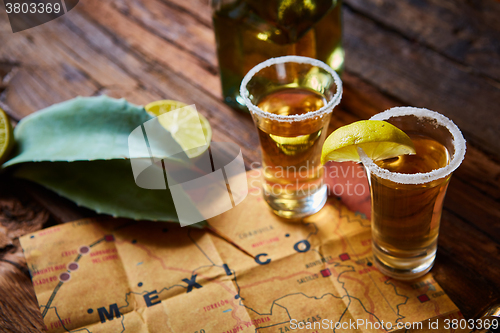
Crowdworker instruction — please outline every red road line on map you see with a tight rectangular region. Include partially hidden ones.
[329,265,341,277]
[334,229,348,253]
[238,271,318,289]
[336,203,374,258]
[129,242,168,269]
[333,208,349,253]
[341,275,377,323]
[422,285,441,316]
[433,299,441,316]
[354,246,373,257]
[227,299,245,326]
[329,266,384,332]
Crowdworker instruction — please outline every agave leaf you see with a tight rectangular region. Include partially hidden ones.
[14,160,207,228]
[3,96,207,228]
[4,95,185,166]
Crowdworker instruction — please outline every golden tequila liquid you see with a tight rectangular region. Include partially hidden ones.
[370,133,451,275]
[255,88,331,216]
[213,0,343,111]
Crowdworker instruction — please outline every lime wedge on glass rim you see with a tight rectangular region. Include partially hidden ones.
[144,100,212,159]
[321,120,416,164]
[0,108,14,165]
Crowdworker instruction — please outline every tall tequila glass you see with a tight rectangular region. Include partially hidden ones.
[240,56,342,219]
[359,107,466,280]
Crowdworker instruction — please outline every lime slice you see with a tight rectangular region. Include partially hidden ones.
[321,120,416,164]
[145,100,212,159]
[0,108,14,165]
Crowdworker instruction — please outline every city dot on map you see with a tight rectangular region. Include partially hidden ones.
[30,235,35,239]
[87,309,93,314]
[339,253,350,261]
[285,234,290,237]
[79,246,90,255]
[320,268,332,277]
[68,262,79,271]
[138,282,143,287]
[297,243,307,251]
[234,295,239,299]
[104,234,115,242]
[417,294,430,303]
[367,261,373,266]
[59,272,71,282]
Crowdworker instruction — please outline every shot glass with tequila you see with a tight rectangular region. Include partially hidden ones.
[359,107,466,280]
[240,56,342,219]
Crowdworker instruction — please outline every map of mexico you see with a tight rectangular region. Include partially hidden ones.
[20,171,462,332]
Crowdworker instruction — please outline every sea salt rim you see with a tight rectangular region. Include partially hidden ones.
[358,106,467,185]
[240,56,343,123]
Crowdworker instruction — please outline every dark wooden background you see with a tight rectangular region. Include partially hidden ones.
[0,0,499,331]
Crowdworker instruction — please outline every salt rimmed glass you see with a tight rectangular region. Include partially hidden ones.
[359,107,466,280]
[240,56,342,219]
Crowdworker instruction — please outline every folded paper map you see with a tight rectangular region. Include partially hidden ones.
[20,170,464,332]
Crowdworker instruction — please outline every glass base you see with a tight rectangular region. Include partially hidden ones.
[372,242,437,281]
[263,185,327,220]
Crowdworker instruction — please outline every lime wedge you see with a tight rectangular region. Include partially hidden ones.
[0,108,14,165]
[321,120,416,164]
[145,100,212,159]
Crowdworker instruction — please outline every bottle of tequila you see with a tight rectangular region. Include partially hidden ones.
[212,0,344,111]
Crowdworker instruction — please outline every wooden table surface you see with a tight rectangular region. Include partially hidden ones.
[1,0,500,331]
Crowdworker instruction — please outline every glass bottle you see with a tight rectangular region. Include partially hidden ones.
[212,0,344,112]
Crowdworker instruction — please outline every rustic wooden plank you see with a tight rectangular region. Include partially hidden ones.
[74,0,222,99]
[0,17,158,119]
[20,181,96,224]
[3,67,94,121]
[436,210,500,318]
[161,0,213,27]
[57,9,260,166]
[454,147,500,201]
[343,5,500,158]
[0,246,46,333]
[344,0,500,82]
[112,0,217,67]
[434,246,500,319]
[338,72,399,120]
[439,209,500,287]
[0,177,49,332]
[445,176,500,243]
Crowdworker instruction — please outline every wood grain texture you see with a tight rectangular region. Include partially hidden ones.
[345,0,500,82]
[343,3,500,158]
[0,0,499,331]
[0,177,49,332]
